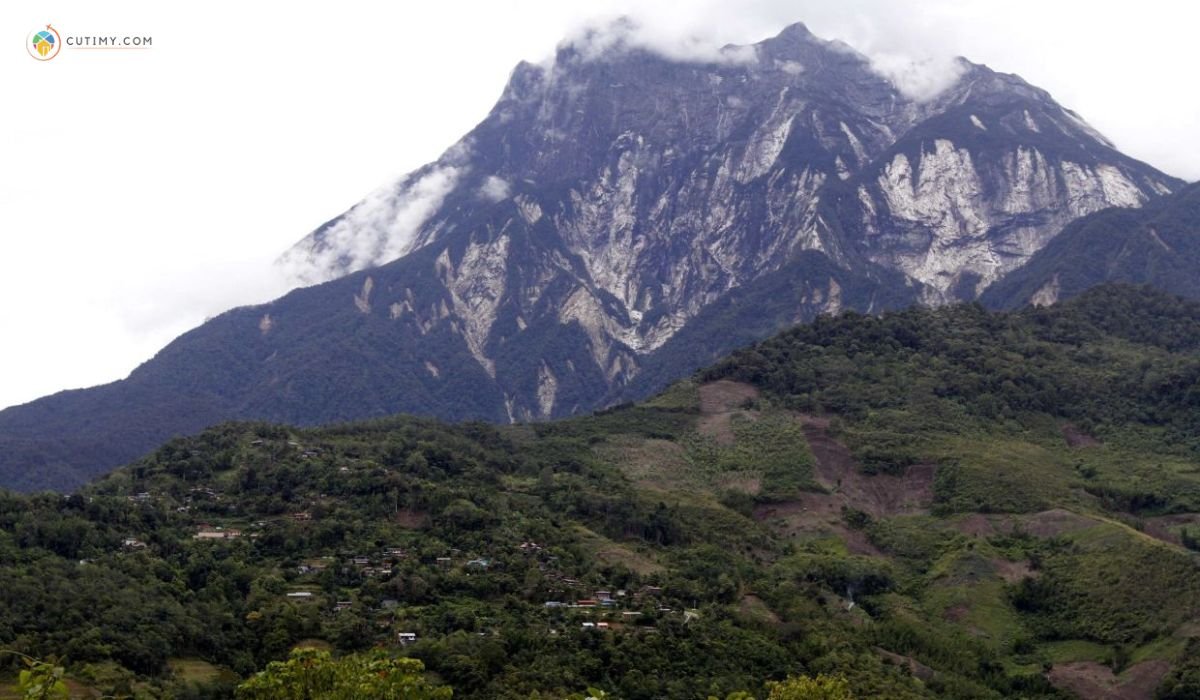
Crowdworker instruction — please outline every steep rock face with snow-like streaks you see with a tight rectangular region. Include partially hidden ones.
[279,21,1177,408]
[847,85,1175,301]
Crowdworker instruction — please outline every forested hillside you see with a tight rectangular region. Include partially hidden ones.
[2,285,1200,699]
[982,183,1200,309]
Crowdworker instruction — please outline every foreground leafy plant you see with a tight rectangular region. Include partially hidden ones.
[1,652,69,700]
[236,648,450,700]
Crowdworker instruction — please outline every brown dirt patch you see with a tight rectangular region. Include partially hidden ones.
[697,412,736,444]
[737,594,782,624]
[991,558,1038,584]
[753,497,883,556]
[697,381,761,445]
[944,604,970,622]
[1062,424,1101,448]
[1047,660,1170,700]
[953,513,1014,537]
[798,415,935,517]
[698,380,759,414]
[574,521,664,576]
[714,471,762,495]
[1018,509,1099,538]
[875,648,936,682]
[394,509,428,528]
[754,493,843,526]
[1174,619,1200,638]
[833,524,885,556]
[594,546,664,575]
[953,510,1099,540]
[1142,513,1200,547]
[751,417,936,555]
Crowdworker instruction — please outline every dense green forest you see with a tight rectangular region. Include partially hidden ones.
[2,285,1200,699]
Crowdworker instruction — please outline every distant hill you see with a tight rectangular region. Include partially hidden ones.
[982,183,1200,309]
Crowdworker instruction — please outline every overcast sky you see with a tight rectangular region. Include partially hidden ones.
[1,0,1197,410]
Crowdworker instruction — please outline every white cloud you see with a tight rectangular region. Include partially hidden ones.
[557,14,761,66]
[553,10,964,100]
[479,175,512,202]
[279,165,464,286]
[868,52,968,102]
[775,59,805,75]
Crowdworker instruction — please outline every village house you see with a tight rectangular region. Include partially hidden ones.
[334,600,353,612]
[194,526,241,540]
[286,592,314,600]
[297,560,328,575]
[397,632,417,645]
[638,585,664,599]
[121,537,146,550]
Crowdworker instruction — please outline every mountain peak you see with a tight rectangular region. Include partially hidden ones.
[756,20,865,63]
[763,21,820,47]
[769,21,816,43]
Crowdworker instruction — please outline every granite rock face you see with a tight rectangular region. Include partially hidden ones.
[280,22,1178,417]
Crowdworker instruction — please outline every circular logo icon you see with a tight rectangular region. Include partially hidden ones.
[28,25,61,61]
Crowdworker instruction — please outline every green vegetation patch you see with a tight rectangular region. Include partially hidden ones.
[683,412,818,501]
